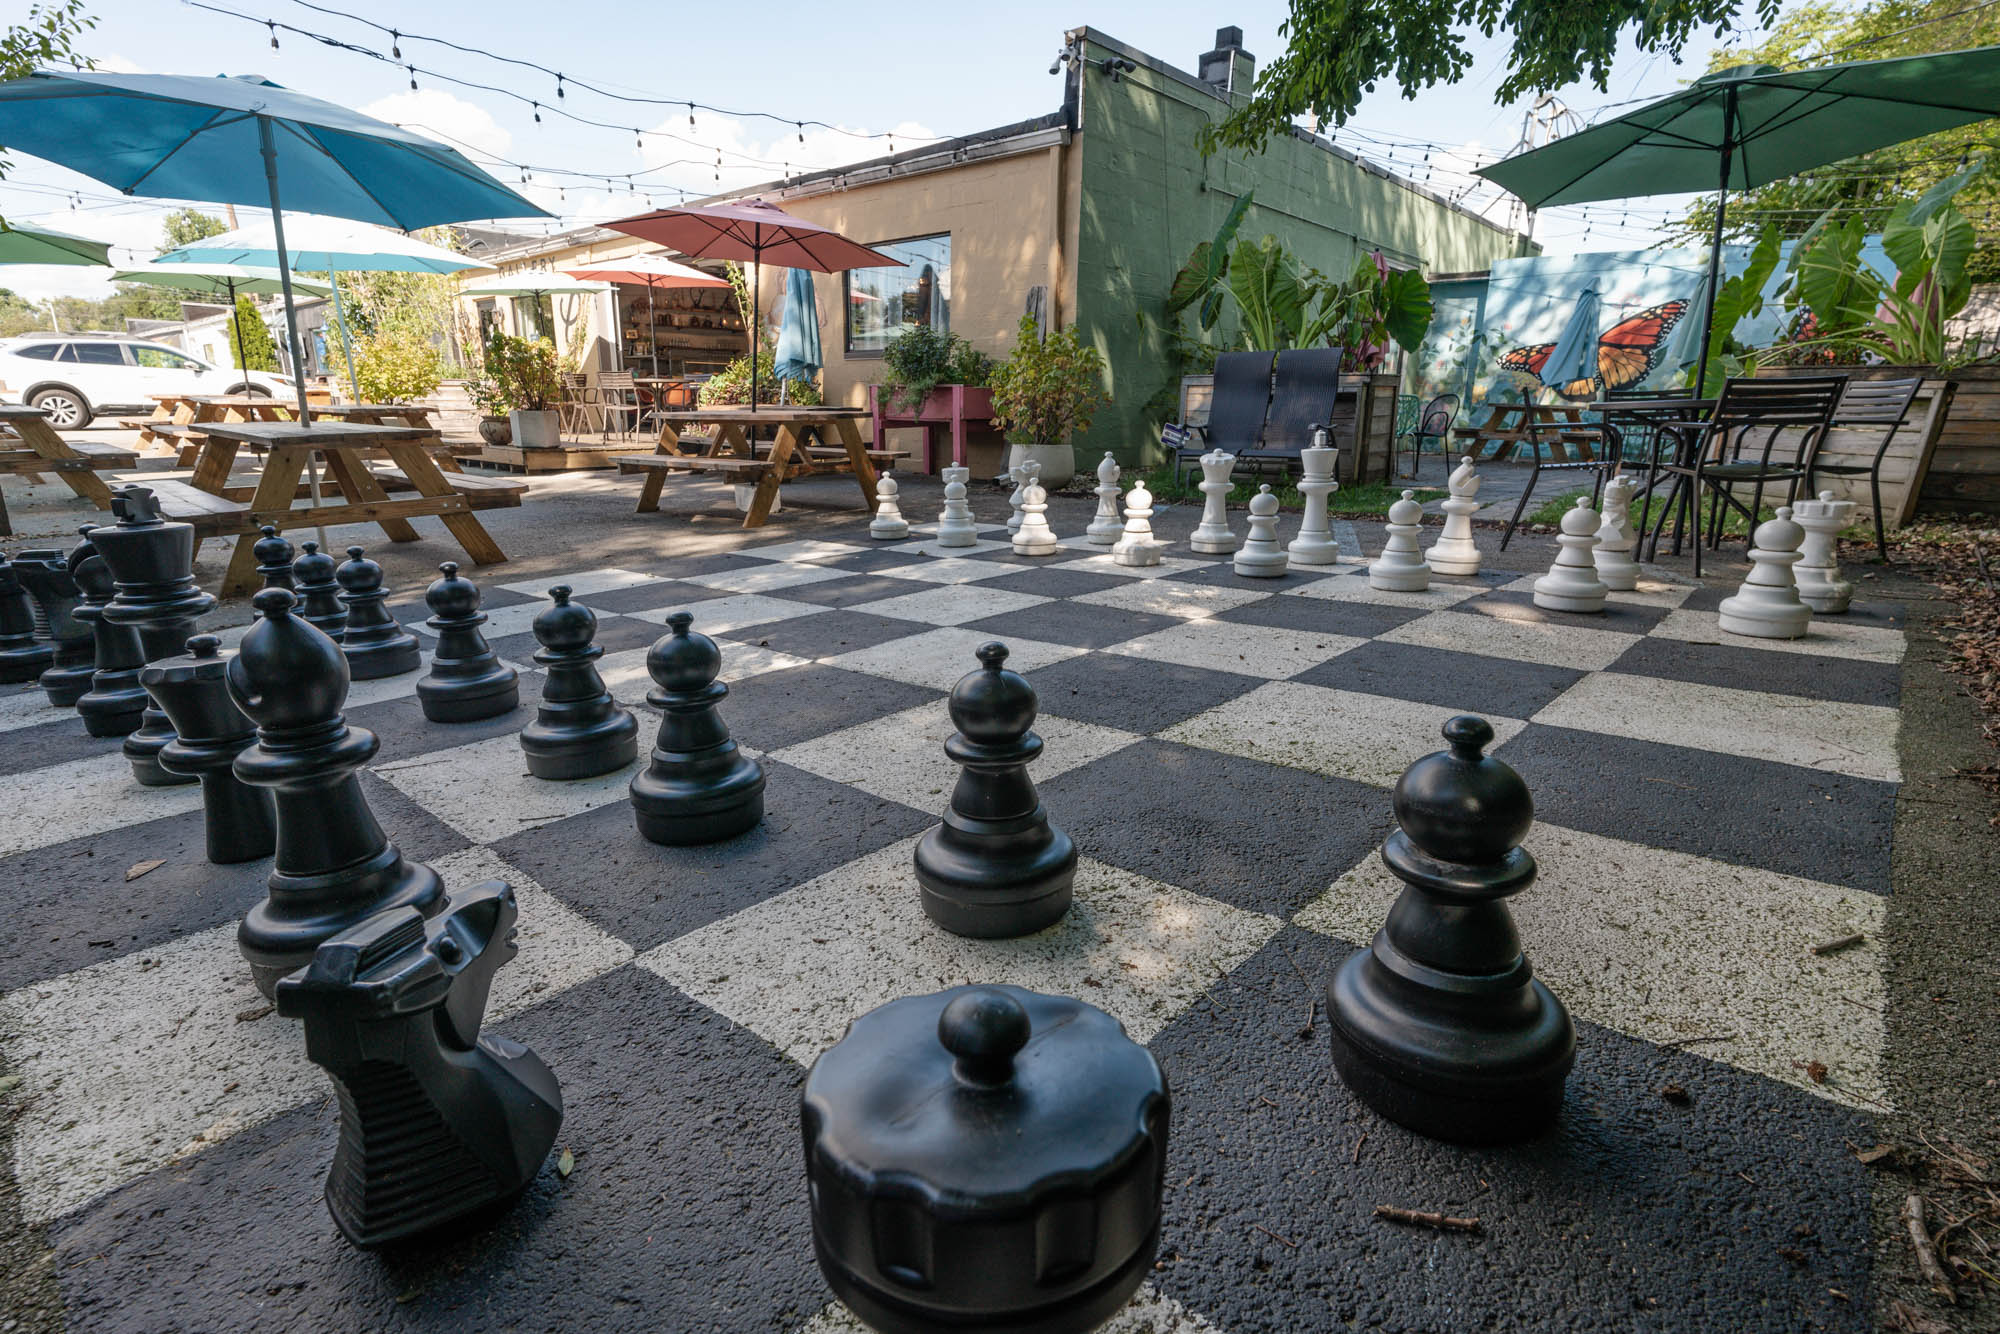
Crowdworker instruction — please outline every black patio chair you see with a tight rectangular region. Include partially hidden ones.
[1167,349,1275,482]
[1642,374,1847,577]
[1396,392,1459,479]
[1803,375,1925,562]
[1499,387,1672,550]
[1241,347,1344,476]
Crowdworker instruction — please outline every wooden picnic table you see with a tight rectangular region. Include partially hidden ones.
[615,406,888,528]
[162,420,524,597]
[309,402,440,429]
[1451,401,1604,463]
[0,404,138,535]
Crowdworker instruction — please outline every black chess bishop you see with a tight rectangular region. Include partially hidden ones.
[141,635,275,864]
[12,545,94,706]
[629,611,764,844]
[291,540,346,640]
[913,642,1075,938]
[333,546,420,679]
[518,585,638,780]
[416,562,519,723]
[90,486,212,785]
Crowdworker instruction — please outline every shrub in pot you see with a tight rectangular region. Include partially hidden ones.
[880,326,993,413]
[988,313,1107,488]
[475,330,562,448]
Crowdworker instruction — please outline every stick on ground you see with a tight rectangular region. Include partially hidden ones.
[1904,1193,1958,1305]
[1374,1205,1482,1234]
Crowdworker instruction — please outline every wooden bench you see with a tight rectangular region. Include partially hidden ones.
[127,477,251,538]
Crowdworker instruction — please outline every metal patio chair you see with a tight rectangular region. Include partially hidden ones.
[1804,375,1924,562]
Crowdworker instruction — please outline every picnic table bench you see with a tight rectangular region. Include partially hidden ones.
[0,405,139,535]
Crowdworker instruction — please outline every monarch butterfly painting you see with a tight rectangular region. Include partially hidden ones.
[1498,299,1689,399]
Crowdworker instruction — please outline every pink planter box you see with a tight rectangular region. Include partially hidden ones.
[868,384,998,472]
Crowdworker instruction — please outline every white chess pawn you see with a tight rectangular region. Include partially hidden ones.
[1288,440,1341,565]
[1006,461,1028,532]
[1011,461,1060,556]
[1369,489,1430,591]
[869,471,911,540]
[1718,506,1813,638]
[935,465,978,548]
[1428,455,1482,576]
[1533,496,1608,613]
[1234,484,1289,577]
[1190,448,1240,554]
[1592,471,1641,592]
[1792,491,1856,614]
[1112,477,1165,567]
[1086,451,1124,545]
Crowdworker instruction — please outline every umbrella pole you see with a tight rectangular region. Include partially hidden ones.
[328,271,361,402]
[749,254,762,412]
[225,279,250,378]
[1693,89,1736,399]
[647,281,660,378]
[258,115,327,548]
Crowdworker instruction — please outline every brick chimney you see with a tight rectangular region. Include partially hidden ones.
[1199,26,1255,93]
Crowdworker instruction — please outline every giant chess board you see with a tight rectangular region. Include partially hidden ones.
[0,516,1906,1331]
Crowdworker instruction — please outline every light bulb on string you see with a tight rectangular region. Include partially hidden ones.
[636,130,643,148]
[532,103,541,123]
[390,30,400,59]
[689,102,696,128]
[268,21,279,50]
[556,75,565,99]
[407,66,417,91]
[798,122,805,143]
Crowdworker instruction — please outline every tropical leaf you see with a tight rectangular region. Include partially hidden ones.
[1165,191,1256,321]
[1226,236,1305,350]
[1378,268,1434,353]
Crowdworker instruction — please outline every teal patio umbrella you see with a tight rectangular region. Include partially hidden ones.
[1540,281,1603,393]
[774,268,822,398]
[112,262,333,378]
[1476,46,2000,392]
[0,222,110,267]
[0,69,545,418]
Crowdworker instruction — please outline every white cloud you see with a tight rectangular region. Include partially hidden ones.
[361,89,514,162]
[638,112,940,192]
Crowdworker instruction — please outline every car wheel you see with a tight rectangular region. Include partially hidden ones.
[28,387,91,429]
[228,383,273,398]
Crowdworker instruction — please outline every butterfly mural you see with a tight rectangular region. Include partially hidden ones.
[1498,299,1689,399]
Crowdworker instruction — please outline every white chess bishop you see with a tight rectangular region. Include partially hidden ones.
[1011,461,1060,556]
[1427,455,1482,576]
[869,471,911,540]
[1288,438,1340,565]
[1190,449,1240,554]
[1718,506,1813,638]
[1592,471,1641,592]
[1368,489,1430,591]
[1534,496,1608,613]
[935,465,978,548]
[1791,491,1856,614]
[1234,484,1289,577]
[1086,451,1124,544]
[1112,478,1165,567]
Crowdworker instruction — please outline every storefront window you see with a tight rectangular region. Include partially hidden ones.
[844,233,950,355]
[511,294,555,341]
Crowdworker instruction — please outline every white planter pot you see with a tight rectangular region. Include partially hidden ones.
[508,408,561,449]
[1006,441,1076,489]
[733,483,780,514]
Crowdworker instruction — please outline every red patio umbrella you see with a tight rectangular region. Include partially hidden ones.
[603,199,901,409]
[562,252,730,377]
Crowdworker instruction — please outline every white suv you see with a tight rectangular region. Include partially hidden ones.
[0,335,286,428]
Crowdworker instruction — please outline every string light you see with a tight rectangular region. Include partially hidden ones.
[390,29,400,59]
[556,74,565,99]
[407,65,417,90]
[532,102,540,123]
[267,20,278,49]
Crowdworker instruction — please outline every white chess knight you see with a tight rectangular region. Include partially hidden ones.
[1011,461,1060,556]
[1718,506,1814,638]
[1791,490,1856,613]
[1190,448,1240,554]
[1086,451,1124,544]
[935,465,978,548]
[1427,455,1482,576]
[1234,484,1290,577]
[1368,489,1430,591]
[1533,496,1609,613]
[1287,439,1341,565]
[1006,461,1029,531]
[1592,470,1641,592]
[869,471,911,540]
[1112,477,1165,567]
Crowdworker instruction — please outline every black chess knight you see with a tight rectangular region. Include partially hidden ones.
[629,611,764,844]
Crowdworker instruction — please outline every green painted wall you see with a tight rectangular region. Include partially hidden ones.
[1067,29,1533,464]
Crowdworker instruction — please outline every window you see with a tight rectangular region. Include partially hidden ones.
[844,233,950,355]
[69,343,125,365]
[511,295,554,341]
[12,343,59,361]
[132,345,200,370]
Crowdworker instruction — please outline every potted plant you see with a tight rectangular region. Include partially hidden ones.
[987,313,1108,487]
[879,326,994,416]
[476,330,562,449]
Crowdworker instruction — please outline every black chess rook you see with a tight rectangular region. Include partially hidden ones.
[416,562,520,723]
[629,611,764,845]
[334,546,420,679]
[518,585,638,780]
[142,635,276,864]
[91,486,213,785]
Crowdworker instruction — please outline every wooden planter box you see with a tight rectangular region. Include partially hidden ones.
[868,384,1000,474]
[1755,364,1961,529]
[1914,364,1999,518]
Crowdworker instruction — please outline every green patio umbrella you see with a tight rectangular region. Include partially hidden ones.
[1476,46,2000,392]
[0,221,111,266]
[111,262,333,377]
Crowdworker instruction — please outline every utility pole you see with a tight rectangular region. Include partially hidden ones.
[45,297,61,332]
[224,203,239,228]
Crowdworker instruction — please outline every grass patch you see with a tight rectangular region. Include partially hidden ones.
[1139,465,1441,517]
[1523,485,1877,542]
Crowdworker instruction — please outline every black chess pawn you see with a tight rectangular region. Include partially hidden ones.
[71,528,149,737]
[629,611,764,845]
[0,553,53,684]
[415,562,520,723]
[333,546,420,680]
[913,642,1075,938]
[291,540,346,640]
[142,635,275,864]
[274,880,563,1251]
[91,485,214,786]
[518,586,637,780]
[228,588,444,999]
[13,547,94,706]
[1325,715,1574,1144]
[253,525,296,592]
[802,984,1168,1334]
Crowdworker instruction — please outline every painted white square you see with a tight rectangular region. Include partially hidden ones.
[878,545,1029,578]
[855,584,1052,627]
[1651,608,1906,665]
[820,627,1087,692]
[1163,681,1527,788]
[405,601,548,641]
[681,562,855,594]
[0,751,207,859]
[498,567,661,597]
[736,538,871,564]
[1073,579,1269,620]
[625,593,829,635]
[372,732,643,843]
[589,641,809,709]
[1380,607,1642,671]
[0,683,67,734]
[1502,571,1696,609]
[1057,553,1210,581]
[773,701,1139,813]
[1105,617,1367,680]
[1534,672,1901,782]
[1281,576,1483,609]
[638,839,1282,1064]
[1296,821,1887,1109]
[799,1285,1222,1333]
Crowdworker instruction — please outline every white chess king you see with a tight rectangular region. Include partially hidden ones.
[1427,456,1482,576]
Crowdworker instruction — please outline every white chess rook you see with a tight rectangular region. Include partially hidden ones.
[1086,451,1124,545]
[1112,478,1165,567]
[869,472,911,540]
[1234,484,1289,577]
[1368,489,1430,591]
[1006,462,1028,532]
[1190,449,1240,554]
[1011,461,1060,556]
[1534,496,1608,613]
[1288,443,1341,565]
[1718,506,1813,639]
[1592,471,1641,592]
[1792,491,1856,614]
[935,465,978,548]
[1427,455,1482,576]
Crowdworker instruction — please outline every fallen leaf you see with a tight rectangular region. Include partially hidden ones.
[234,1004,273,1023]
[1803,1060,1828,1084]
[125,859,166,881]
[558,1147,575,1178]
[1853,1143,1901,1167]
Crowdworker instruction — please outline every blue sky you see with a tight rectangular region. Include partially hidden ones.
[1,0,1752,301]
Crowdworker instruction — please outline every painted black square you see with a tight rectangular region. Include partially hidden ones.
[816,545,937,573]
[489,612,659,664]
[1297,639,1584,719]
[1218,593,1429,638]
[774,573,932,608]
[723,663,941,752]
[575,578,730,614]
[0,713,121,777]
[1473,588,1675,633]
[656,550,775,579]
[726,608,928,659]
[961,599,1183,650]
[1608,636,1901,706]
[1166,561,1339,590]
[346,675,543,761]
[1032,654,1263,734]
[977,566,1131,599]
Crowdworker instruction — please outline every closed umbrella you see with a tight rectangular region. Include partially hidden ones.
[112,263,333,379]
[1476,46,2000,392]
[1666,264,1715,374]
[774,268,822,398]
[1540,282,1603,394]
[0,222,110,266]
[560,253,728,377]
[603,200,900,409]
